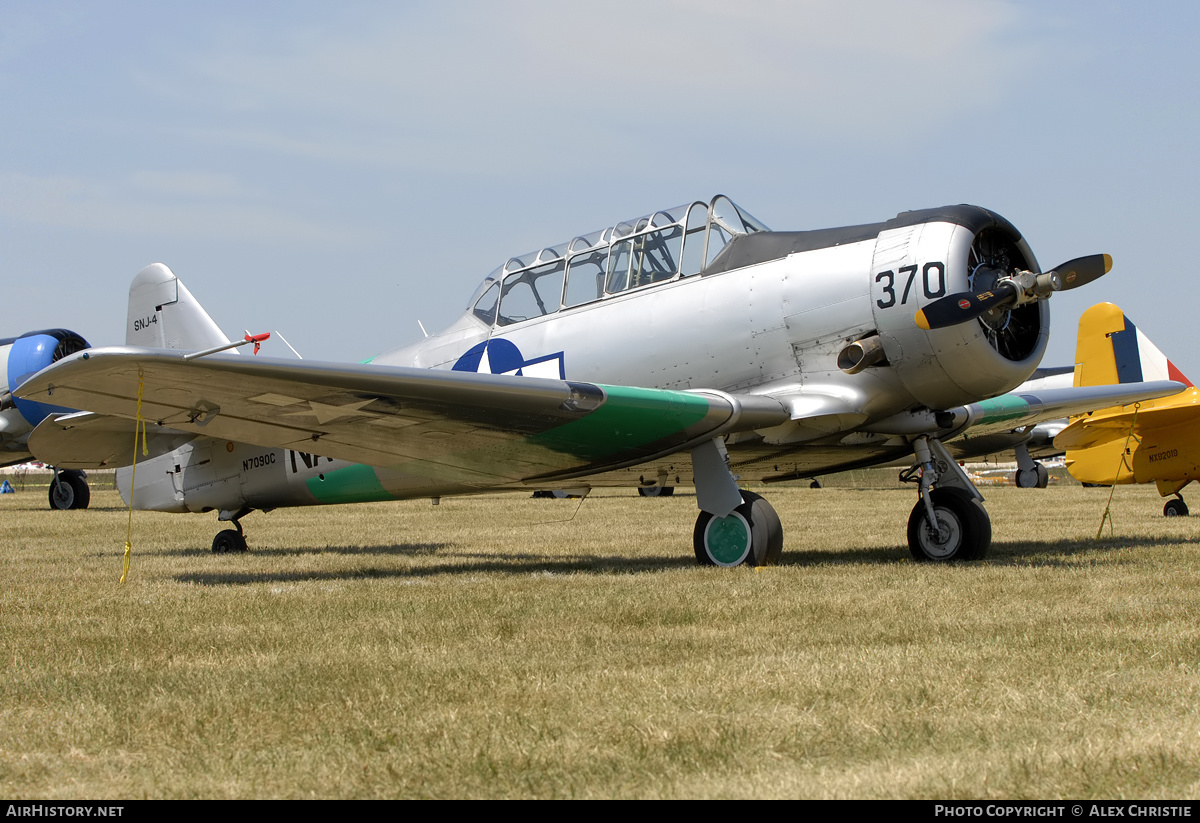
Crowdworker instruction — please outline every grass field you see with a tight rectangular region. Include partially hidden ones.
[3,473,1199,799]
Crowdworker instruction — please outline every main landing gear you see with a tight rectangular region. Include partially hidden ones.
[1013,443,1049,489]
[903,436,991,562]
[48,468,90,510]
[1164,496,1189,517]
[1014,464,1049,488]
[689,437,783,567]
[693,490,783,566]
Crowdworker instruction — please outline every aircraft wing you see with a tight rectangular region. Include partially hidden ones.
[15,346,790,485]
[943,381,1185,440]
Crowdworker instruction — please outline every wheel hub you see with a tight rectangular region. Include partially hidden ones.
[703,512,752,566]
[918,509,963,560]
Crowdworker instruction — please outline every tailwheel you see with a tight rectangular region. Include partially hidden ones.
[212,529,248,553]
[212,507,253,553]
[638,485,675,497]
[693,490,783,567]
[1164,497,1189,517]
[212,530,246,553]
[907,487,991,562]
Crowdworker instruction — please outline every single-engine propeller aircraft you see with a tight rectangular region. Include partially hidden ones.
[0,328,93,508]
[1056,302,1200,516]
[18,197,1183,563]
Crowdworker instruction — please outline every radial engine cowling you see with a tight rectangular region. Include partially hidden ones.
[869,206,1048,410]
[0,329,91,439]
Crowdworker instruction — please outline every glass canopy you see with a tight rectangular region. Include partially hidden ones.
[468,195,769,327]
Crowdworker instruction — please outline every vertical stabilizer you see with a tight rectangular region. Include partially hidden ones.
[1074,302,1192,388]
[127,264,232,351]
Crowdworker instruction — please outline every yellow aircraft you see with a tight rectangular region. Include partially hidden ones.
[1056,303,1200,515]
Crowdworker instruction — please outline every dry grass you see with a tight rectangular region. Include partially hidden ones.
[2,473,1199,799]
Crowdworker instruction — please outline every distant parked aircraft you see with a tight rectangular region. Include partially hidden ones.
[1057,303,1199,516]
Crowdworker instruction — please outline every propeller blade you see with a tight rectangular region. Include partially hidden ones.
[914,253,1112,330]
[1047,253,1111,291]
[914,281,1019,331]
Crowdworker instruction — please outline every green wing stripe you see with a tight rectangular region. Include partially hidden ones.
[527,385,715,462]
[972,394,1032,424]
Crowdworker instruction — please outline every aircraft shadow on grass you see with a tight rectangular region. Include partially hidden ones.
[980,534,1195,564]
[172,551,688,586]
[164,531,1191,586]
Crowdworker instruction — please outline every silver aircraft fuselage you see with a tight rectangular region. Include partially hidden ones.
[115,198,1049,513]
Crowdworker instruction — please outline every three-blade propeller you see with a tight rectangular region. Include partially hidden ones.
[914,253,1112,331]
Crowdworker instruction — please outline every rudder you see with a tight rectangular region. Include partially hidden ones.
[127,263,232,351]
[1073,302,1191,388]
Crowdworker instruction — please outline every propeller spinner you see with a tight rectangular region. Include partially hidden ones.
[914,253,1112,331]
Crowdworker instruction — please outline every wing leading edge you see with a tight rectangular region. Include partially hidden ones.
[945,382,1186,438]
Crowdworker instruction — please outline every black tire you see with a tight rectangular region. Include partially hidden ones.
[809,479,822,489]
[48,470,90,510]
[693,490,783,567]
[907,488,991,562]
[212,529,248,553]
[1015,468,1036,488]
[638,485,675,498]
[1164,498,1189,517]
[1014,464,1049,489]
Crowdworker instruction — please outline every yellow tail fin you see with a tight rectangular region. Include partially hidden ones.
[1074,302,1192,389]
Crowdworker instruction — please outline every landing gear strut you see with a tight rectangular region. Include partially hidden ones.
[904,436,991,562]
[907,488,991,561]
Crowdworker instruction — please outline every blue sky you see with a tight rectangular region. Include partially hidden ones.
[3,1,1198,379]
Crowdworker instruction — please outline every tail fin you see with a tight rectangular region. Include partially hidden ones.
[1074,302,1192,388]
[127,264,232,351]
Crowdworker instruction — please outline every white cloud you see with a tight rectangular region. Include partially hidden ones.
[0,171,369,245]
[128,0,1046,173]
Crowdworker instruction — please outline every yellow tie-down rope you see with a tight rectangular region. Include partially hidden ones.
[1096,403,1140,540]
[121,370,148,584]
